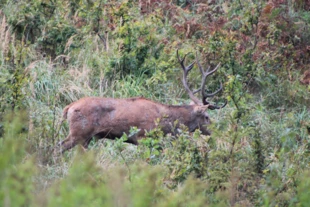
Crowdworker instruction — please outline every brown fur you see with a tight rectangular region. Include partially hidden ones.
[55,97,213,153]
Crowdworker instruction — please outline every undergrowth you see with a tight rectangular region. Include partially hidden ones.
[1,1,310,206]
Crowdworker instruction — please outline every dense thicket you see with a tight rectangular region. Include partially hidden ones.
[0,0,310,206]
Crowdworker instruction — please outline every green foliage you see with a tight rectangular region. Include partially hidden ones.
[296,171,310,206]
[0,112,35,207]
[0,0,310,206]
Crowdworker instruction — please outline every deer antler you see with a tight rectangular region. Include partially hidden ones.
[177,50,201,105]
[196,53,227,109]
[177,50,226,109]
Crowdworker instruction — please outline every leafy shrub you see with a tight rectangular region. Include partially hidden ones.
[1,0,310,206]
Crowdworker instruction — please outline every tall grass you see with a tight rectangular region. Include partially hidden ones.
[1,1,310,206]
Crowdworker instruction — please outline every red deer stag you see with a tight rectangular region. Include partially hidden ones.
[54,51,226,154]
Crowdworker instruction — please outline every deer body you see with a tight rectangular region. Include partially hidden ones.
[55,50,226,154]
[57,97,211,153]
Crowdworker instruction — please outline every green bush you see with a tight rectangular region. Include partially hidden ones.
[1,0,310,206]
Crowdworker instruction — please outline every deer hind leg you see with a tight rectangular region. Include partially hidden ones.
[54,134,81,154]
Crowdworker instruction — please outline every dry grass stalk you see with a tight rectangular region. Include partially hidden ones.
[0,12,11,57]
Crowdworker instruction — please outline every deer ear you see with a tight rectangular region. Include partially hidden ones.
[194,105,209,114]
